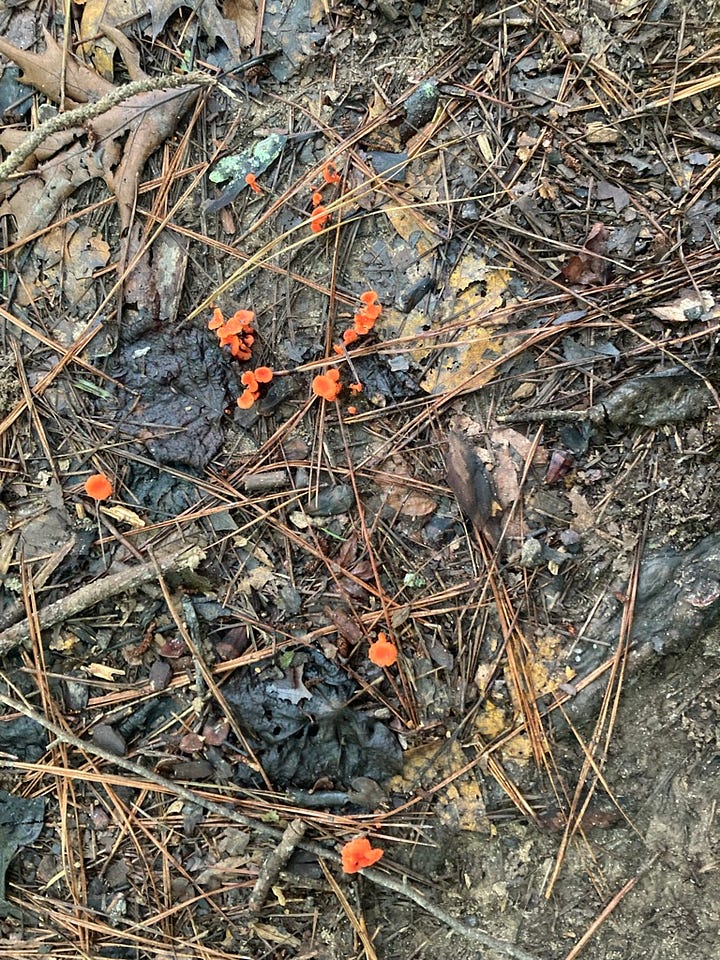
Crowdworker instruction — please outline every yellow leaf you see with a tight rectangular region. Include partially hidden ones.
[383,205,437,255]
[79,0,146,80]
[417,262,513,395]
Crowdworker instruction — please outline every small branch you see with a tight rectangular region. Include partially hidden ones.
[0,70,215,182]
[248,818,307,914]
[0,542,205,653]
[357,863,543,960]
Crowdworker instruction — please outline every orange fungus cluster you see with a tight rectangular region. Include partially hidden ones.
[335,290,383,350]
[341,836,384,874]
[238,366,274,410]
[208,307,255,360]
[309,160,341,234]
[368,632,398,667]
[312,367,341,401]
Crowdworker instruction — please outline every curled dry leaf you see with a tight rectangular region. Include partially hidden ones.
[324,607,365,645]
[445,433,500,544]
[561,222,609,285]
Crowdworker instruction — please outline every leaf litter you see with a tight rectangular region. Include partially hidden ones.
[1,1,720,958]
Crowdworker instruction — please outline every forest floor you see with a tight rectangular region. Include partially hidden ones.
[0,1,719,958]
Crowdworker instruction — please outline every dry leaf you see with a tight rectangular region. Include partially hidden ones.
[649,288,716,324]
[202,720,230,746]
[445,433,498,542]
[0,30,200,237]
[86,662,125,680]
[561,222,608,285]
[16,223,110,310]
[149,0,245,52]
[179,732,205,753]
[567,488,595,532]
[224,0,257,46]
[408,258,513,395]
[324,607,364,644]
[80,0,146,79]
[376,454,437,517]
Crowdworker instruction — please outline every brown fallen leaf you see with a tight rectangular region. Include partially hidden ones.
[324,606,364,645]
[0,29,201,238]
[150,0,246,53]
[224,0,258,46]
[376,454,437,517]
[561,222,609,285]
[445,432,500,544]
[80,0,146,79]
[16,222,110,312]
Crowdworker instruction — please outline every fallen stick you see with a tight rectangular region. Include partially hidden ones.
[0,542,205,654]
[248,818,307,914]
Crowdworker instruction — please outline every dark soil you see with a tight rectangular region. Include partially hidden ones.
[0,1,719,958]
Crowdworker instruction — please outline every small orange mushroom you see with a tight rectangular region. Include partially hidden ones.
[312,370,342,401]
[245,172,263,194]
[310,205,329,233]
[322,160,341,185]
[341,837,384,874]
[360,290,379,305]
[237,389,256,409]
[241,370,259,392]
[368,632,398,667]
[84,473,113,501]
[254,366,274,383]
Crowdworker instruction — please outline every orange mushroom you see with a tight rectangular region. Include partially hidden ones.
[310,206,329,233]
[84,473,113,501]
[341,837,384,874]
[237,389,256,409]
[312,369,342,401]
[322,160,341,185]
[245,172,263,194]
[368,632,398,667]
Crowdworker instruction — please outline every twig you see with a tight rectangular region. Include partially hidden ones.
[248,818,307,914]
[0,542,205,653]
[356,863,542,960]
[497,407,601,425]
[0,70,215,182]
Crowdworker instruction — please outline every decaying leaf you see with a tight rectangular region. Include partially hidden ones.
[324,606,364,644]
[649,288,716,324]
[224,0,258,46]
[445,433,499,542]
[79,0,146,79]
[376,454,437,518]
[561,222,608,285]
[15,222,110,311]
[149,0,248,53]
[0,30,200,238]
[381,255,513,396]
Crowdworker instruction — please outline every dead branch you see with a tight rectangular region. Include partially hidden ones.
[0,70,215,183]
[0,542,205,654]
[248,818,307,914]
